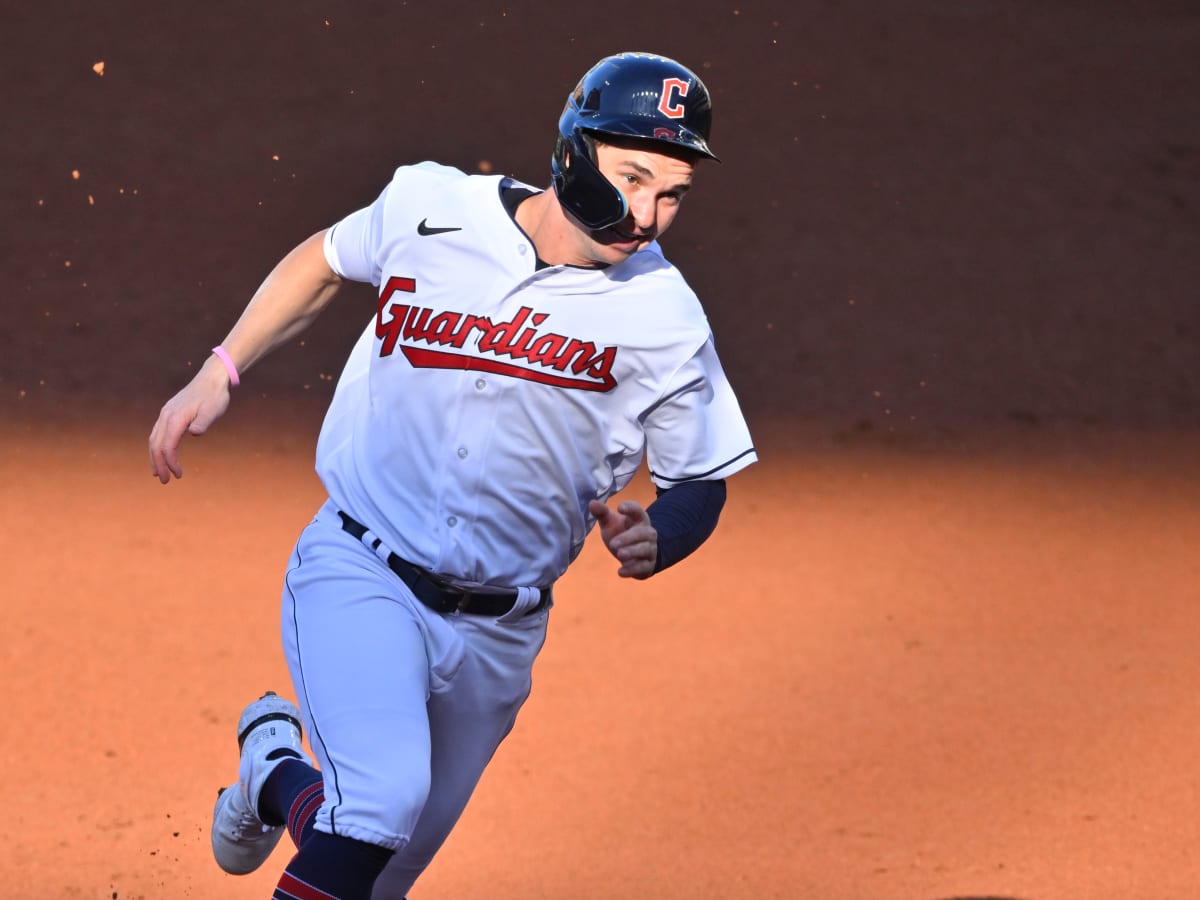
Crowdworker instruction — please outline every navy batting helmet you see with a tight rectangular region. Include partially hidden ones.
[551,52,719,231]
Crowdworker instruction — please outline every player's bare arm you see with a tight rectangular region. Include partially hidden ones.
[588,498,659,579]
[148,230,342,483]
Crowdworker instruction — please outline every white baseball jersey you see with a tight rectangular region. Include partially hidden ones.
[317,161,756,590]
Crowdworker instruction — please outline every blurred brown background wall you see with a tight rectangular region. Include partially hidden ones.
[3,1,1197,439]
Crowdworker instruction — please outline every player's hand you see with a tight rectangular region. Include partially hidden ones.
[588,498,658,580]
[148,360,232,483]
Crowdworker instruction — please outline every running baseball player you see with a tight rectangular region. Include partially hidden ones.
[148,51,756,900]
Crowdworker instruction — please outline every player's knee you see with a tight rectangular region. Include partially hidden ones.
[371,768,433,840]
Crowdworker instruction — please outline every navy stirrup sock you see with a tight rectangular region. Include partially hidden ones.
[260,760,393,898]
[259,758,324,848]
[274,830,393,900]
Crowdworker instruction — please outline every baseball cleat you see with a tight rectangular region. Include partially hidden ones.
[211,691,311,875]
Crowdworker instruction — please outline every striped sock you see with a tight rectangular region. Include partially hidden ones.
[273,830,393,900]
[286,776,325,849]
[259,758,324,849]
[274,870,339,900]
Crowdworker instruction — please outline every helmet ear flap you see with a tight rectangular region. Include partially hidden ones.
[551,129,629,231]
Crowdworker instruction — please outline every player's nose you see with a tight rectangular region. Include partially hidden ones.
[627,194,657,232]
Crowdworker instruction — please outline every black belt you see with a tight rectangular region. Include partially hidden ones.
[337,511,550,617]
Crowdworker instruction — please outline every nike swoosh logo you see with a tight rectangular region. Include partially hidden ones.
[417,218,463,236]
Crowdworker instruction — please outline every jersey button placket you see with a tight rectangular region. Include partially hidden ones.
[435,370,494,570]
[449,448,468,525]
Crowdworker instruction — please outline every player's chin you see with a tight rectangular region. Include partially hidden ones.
[591,227,651,258]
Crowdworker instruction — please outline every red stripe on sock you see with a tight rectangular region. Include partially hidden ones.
[275,871,339,900]
[288,782,324,837]
[291,794,324,842]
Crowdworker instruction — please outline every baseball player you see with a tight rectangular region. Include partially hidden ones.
[149,51,756,900]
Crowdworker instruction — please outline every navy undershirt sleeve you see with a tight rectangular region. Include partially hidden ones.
[645,479,727,573]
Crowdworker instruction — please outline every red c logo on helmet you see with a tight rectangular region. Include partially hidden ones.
[658,78,689,119]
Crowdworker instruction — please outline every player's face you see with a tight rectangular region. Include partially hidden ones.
[580,142,696,265]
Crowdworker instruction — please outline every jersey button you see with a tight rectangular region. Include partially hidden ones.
[474,378,486,390]
[446,516,458,527]
[457,447,469,459]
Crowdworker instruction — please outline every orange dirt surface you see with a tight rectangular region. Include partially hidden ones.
[3,417,1200,899]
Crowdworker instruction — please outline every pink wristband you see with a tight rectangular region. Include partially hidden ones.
[211,346,240,387]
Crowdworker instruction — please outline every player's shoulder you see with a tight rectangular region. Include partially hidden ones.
[602,244,712,334]
[381,161,510,209]
[615,243,700,300]
[386,160,470,188]
[405,160,466,178]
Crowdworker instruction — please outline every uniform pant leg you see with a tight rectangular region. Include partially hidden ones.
[280,506,467,851]
[370,604,551,899]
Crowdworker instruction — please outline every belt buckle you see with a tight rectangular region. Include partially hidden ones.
[423,570,471,613]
